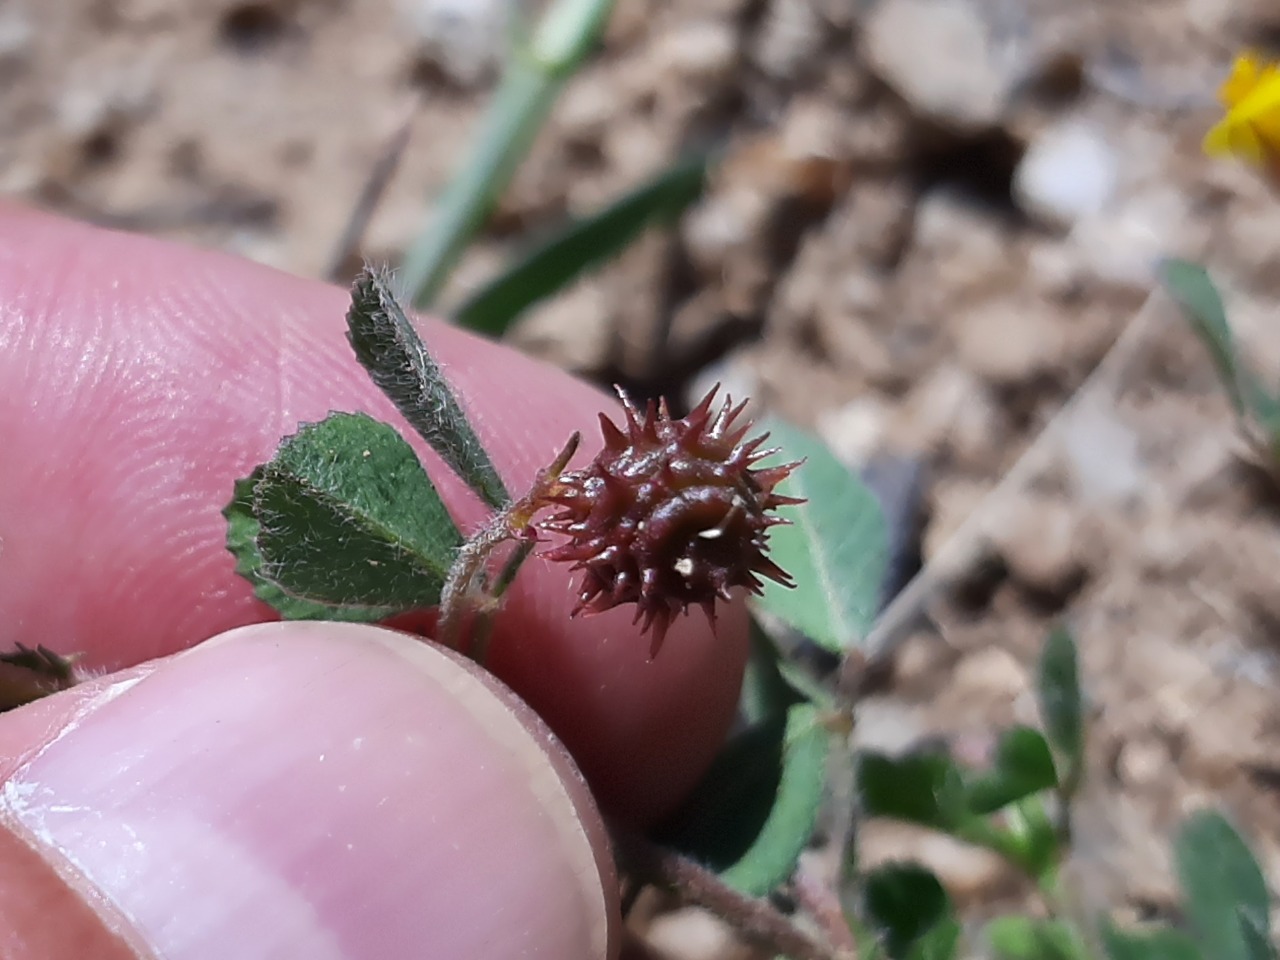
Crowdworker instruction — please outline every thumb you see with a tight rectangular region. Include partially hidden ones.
[0,622,618,960]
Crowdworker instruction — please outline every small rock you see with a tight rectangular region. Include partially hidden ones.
[989,495,1085,599]
[1057,392,1145,503]
[397,0,511,88]
[906,189,1012,303]
[0,7,32,63]
[863,0,1020,134]
[817,397,891,467]
[953,646,1028,702]
[751,0,829,80]
[955,299,1063,389]
[644,907,757,960]
[1014,120,1118,230]
[1068,185,1200,290]
[853,698,931,754]
[652,20,739,83]
[897,364,1002,467]
[508,279,612,373]
[1115,736,1172,790]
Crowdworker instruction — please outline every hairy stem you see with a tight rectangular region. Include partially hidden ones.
[612,828,854,960]
[437,433,582,656]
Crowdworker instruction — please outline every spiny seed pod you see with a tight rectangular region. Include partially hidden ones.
[535,385,803,658]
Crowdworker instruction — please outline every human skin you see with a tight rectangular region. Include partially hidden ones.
[0,206,752,958]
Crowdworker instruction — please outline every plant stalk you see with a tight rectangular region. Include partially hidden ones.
[399,0,620,308]
[613,827,855,960]
[436,433,581,656]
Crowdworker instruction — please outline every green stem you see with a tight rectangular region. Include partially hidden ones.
[399,0,620,308]
[469,539,537,663]
[436,432,581,658]
[401,58,560,307]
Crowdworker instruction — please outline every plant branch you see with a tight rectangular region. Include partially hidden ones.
[325,98,419,281]
[437,433,581,655]
[612,827,855,960]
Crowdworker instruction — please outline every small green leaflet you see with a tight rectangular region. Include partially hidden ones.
[225,413,463,618]
[1037,626,1085,792]
[987,917,1090,960]
[965,726,1058,816]
[347,265,510,510]
[1175,811,1272,960]
[1099,921,1202,960]
[658,703,829,895]
[860,863,953,960]
[752,417,889,653]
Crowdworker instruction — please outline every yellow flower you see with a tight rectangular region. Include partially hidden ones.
[1204,51,1280,170]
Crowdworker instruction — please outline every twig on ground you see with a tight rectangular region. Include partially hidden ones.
[324,98,420,281]
[857,290,1164,670]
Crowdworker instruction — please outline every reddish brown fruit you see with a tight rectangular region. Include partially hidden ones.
[535,385,803,658]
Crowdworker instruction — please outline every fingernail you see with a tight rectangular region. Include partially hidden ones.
[0,622,616,960]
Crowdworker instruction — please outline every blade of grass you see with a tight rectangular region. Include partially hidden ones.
[1157,259,1245,417]
[399,0,620,308]
[453,152,712,336]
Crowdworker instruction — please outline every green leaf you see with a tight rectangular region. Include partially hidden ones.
[740,617,807,725]
[1159,259,1245,417]
[965,727,1058,815]
[752,417,889,653]
[910,919,962,960]
[1240,916,1276,960]
[454,153,711,336]
[1099,920,1202,960]
[1175,811,1272,960]
[1037,626,1084,789]
[658,703,829,895]
[346,265,510,509]
[226,470,396,620]
[857,750,968,832]
[861,863,952,960]
[229,413,464,616]
[987,917,1089,960]
[999,795,1060,881]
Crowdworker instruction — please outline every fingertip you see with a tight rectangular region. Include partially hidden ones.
[0,622,619,960]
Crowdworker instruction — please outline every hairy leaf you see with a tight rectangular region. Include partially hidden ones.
[752,417,888,653]
[228,413,463,616]
[659,703,829,895]
[347,265,509,509]
[225,470,396,621]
